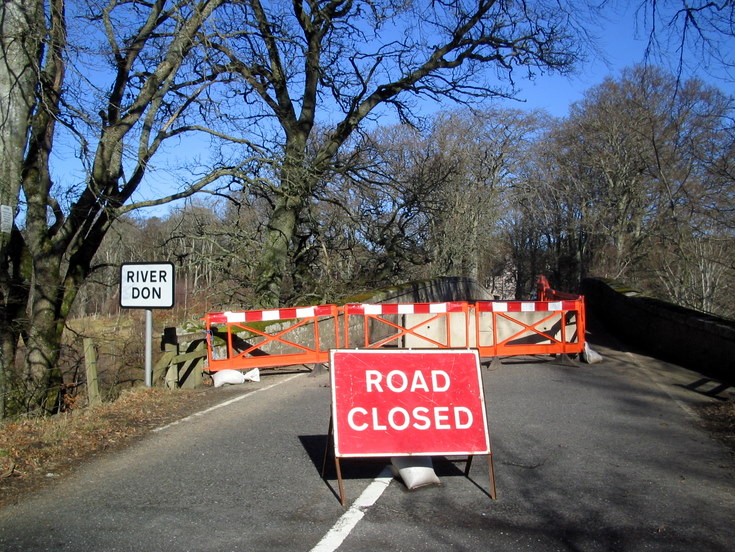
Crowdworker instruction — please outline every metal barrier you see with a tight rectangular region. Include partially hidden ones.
[202,278,585,372]
[537,274,581,302]
[342,301,471,349]
[474,299,584,358]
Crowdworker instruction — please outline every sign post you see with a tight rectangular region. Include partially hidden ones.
[328,348,495,503]
[120,262,175,387]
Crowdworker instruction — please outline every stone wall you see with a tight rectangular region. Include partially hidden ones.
[581,278,735,382]
[349,276,494,304]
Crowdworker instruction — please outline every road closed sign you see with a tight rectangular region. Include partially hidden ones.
[119,262,175,309]
[330,349,491,457]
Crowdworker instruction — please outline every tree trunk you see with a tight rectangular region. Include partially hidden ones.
[0,331,14,419]
[253,140,314,308]
[0,227,30,418]
[24,254,66,414]
[254,197,299,308]
[0,0,41,208]
[0,0,44,419]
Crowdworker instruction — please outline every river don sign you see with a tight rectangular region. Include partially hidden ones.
[119,262,175,309]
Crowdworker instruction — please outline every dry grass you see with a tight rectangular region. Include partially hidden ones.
[0,386,221,508]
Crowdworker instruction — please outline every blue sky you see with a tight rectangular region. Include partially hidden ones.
[511,3,735,118]
[47,2,735,218]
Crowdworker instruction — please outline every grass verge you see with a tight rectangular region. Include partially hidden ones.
[0,386,221,508]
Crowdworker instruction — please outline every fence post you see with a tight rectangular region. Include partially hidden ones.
[83,338,101,406]
[178,341,205,389]
[163,327,179,389]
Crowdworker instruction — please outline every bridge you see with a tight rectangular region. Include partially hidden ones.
[1,276,732,551]
[154,275,733,390]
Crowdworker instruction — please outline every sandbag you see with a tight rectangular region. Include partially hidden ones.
[211,369,245,387]
[243,368,260,382]
[390,456,441,490]
[581,342,603,364]
[211,368,260,387]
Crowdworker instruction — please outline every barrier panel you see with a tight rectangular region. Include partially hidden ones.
[474,300,584,358]
[204,305,339,371]
[342,301,471,349]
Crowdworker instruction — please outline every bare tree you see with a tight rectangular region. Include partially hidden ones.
[0,0,237,416]
[198,0,595,307]
[426,108,543,289]
[0,0,47,418]
[280,108,545,301]
[634,0,735,80]
[521,64,734,315]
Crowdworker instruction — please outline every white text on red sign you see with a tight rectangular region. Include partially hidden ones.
[347,369,474,432]
[330,349,491,457]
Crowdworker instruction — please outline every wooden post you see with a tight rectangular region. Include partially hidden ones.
[164,343,179,389]
[83,338,101,406]
[161,328,179,389]
[179,342,205,389]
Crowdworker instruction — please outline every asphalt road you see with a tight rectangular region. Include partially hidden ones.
[0,332,733,551]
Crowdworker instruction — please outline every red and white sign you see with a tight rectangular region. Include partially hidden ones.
[330,349,491,457]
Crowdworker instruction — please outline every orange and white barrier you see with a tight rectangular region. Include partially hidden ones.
[204,305,340,371]
[203,278,585,372]
[474,299,584,358]
[342,301,471,350]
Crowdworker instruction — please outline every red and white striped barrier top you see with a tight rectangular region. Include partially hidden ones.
[205,299,582,325]
[475,300,581,312]
[206,304,336,324]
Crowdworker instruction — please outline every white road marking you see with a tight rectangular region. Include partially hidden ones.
[152,370,393,550]
[310,466,394,552]
[152,373,305,432]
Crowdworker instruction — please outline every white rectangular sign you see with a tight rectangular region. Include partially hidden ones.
[120,262,175,309]
[1,205,13,234]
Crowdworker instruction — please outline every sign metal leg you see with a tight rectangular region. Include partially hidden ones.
[321,415,333,478]
[145,309,153,387]
[335,457,346,506]
[487,454,497,500]
[322,414,347,506]
[465,453,497,500]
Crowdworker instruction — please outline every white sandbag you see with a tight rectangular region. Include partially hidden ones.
[211,369,246,388]
[390,456,440,490]
[242,368,260,382]
[581,342,603,364]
